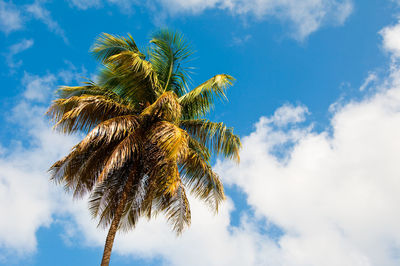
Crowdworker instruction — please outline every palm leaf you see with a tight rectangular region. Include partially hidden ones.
[47,95,133,133]
[179,74,234,119]
[140,91,181,123]
[92,33,144,63]
[164,183,191,234]
[179,150,224,211]
[150,29,193,96]
[147,121,189,161]
[180,119,241,162]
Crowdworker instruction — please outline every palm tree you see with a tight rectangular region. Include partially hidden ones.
[47,29,241,266]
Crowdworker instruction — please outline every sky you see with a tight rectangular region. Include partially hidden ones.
[1,0,400,265]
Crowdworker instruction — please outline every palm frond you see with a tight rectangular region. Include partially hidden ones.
[188,136,211,162]
[140,91,181,123]
[180,119,241,162]
[89,163,133,228]
[49,137,120,197]
[179,74,234,119]
[47,95,133,133]
[147,121,189,161]
[180,150,224,212]
[92,33,144,63]
[79,115,139,150]
[55,81,127,104]
[150,29,193,96]
[164,183,191,234]
[97,133,140,183]
[104,50,162,99]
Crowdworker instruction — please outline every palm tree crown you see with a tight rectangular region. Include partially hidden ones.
[47,29,241,265]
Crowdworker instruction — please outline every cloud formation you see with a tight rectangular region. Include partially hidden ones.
[0,0,23,33]
[66,19,400,265]
[0,1,67,42]
[5,39,34,69]
[0,66,84,256]
[26,1,68,43]
[3,12,400,266]
[68,0,353,40]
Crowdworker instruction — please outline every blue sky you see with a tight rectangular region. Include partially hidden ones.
[2,0,400,265]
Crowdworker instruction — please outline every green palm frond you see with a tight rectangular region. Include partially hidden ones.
[96,67,150,107]
[150,29,193,96]
[188,136,211,162]
[92,33,144,63]
[56,82,128,104]
[105,50,162,98]
[179,74,234,119]
[180,119,241,162]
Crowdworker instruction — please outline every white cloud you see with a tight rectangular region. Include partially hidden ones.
[5,39,34,69]
[0,62,90,257]
[158,0,354,40]
[381,21,400,59]
[0,0,23,33]
[21,64,86,102]
[26,0,67,43]
[0,1,68,40]
[216,84,400,265]
[359,72,378,91]
[68,0,101,10]
[68,0,353,40]
[232,34,252,46]
[266,103,309,126]
[22,72,57,102]
[0,72,81,255]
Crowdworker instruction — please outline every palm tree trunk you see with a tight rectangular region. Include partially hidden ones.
[100,176,133,266]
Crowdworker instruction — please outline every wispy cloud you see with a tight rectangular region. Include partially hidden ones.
[158,0,353,40]
[5,39,34,69]
[26,1,68,43]
[0,1,68,42]
[68,0,102,10]
[232,34,252,46]
[359,72,378,91]
[0,0,23,33]
[67,0,353,41]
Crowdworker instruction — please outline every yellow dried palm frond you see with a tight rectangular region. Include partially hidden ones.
[79,115,140,150]
[140,91,181,123]
[47,95,133,133]
[164,183,191,234]
[147,121,189,161]
[97,133,140,183]
[180,150,225,212]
